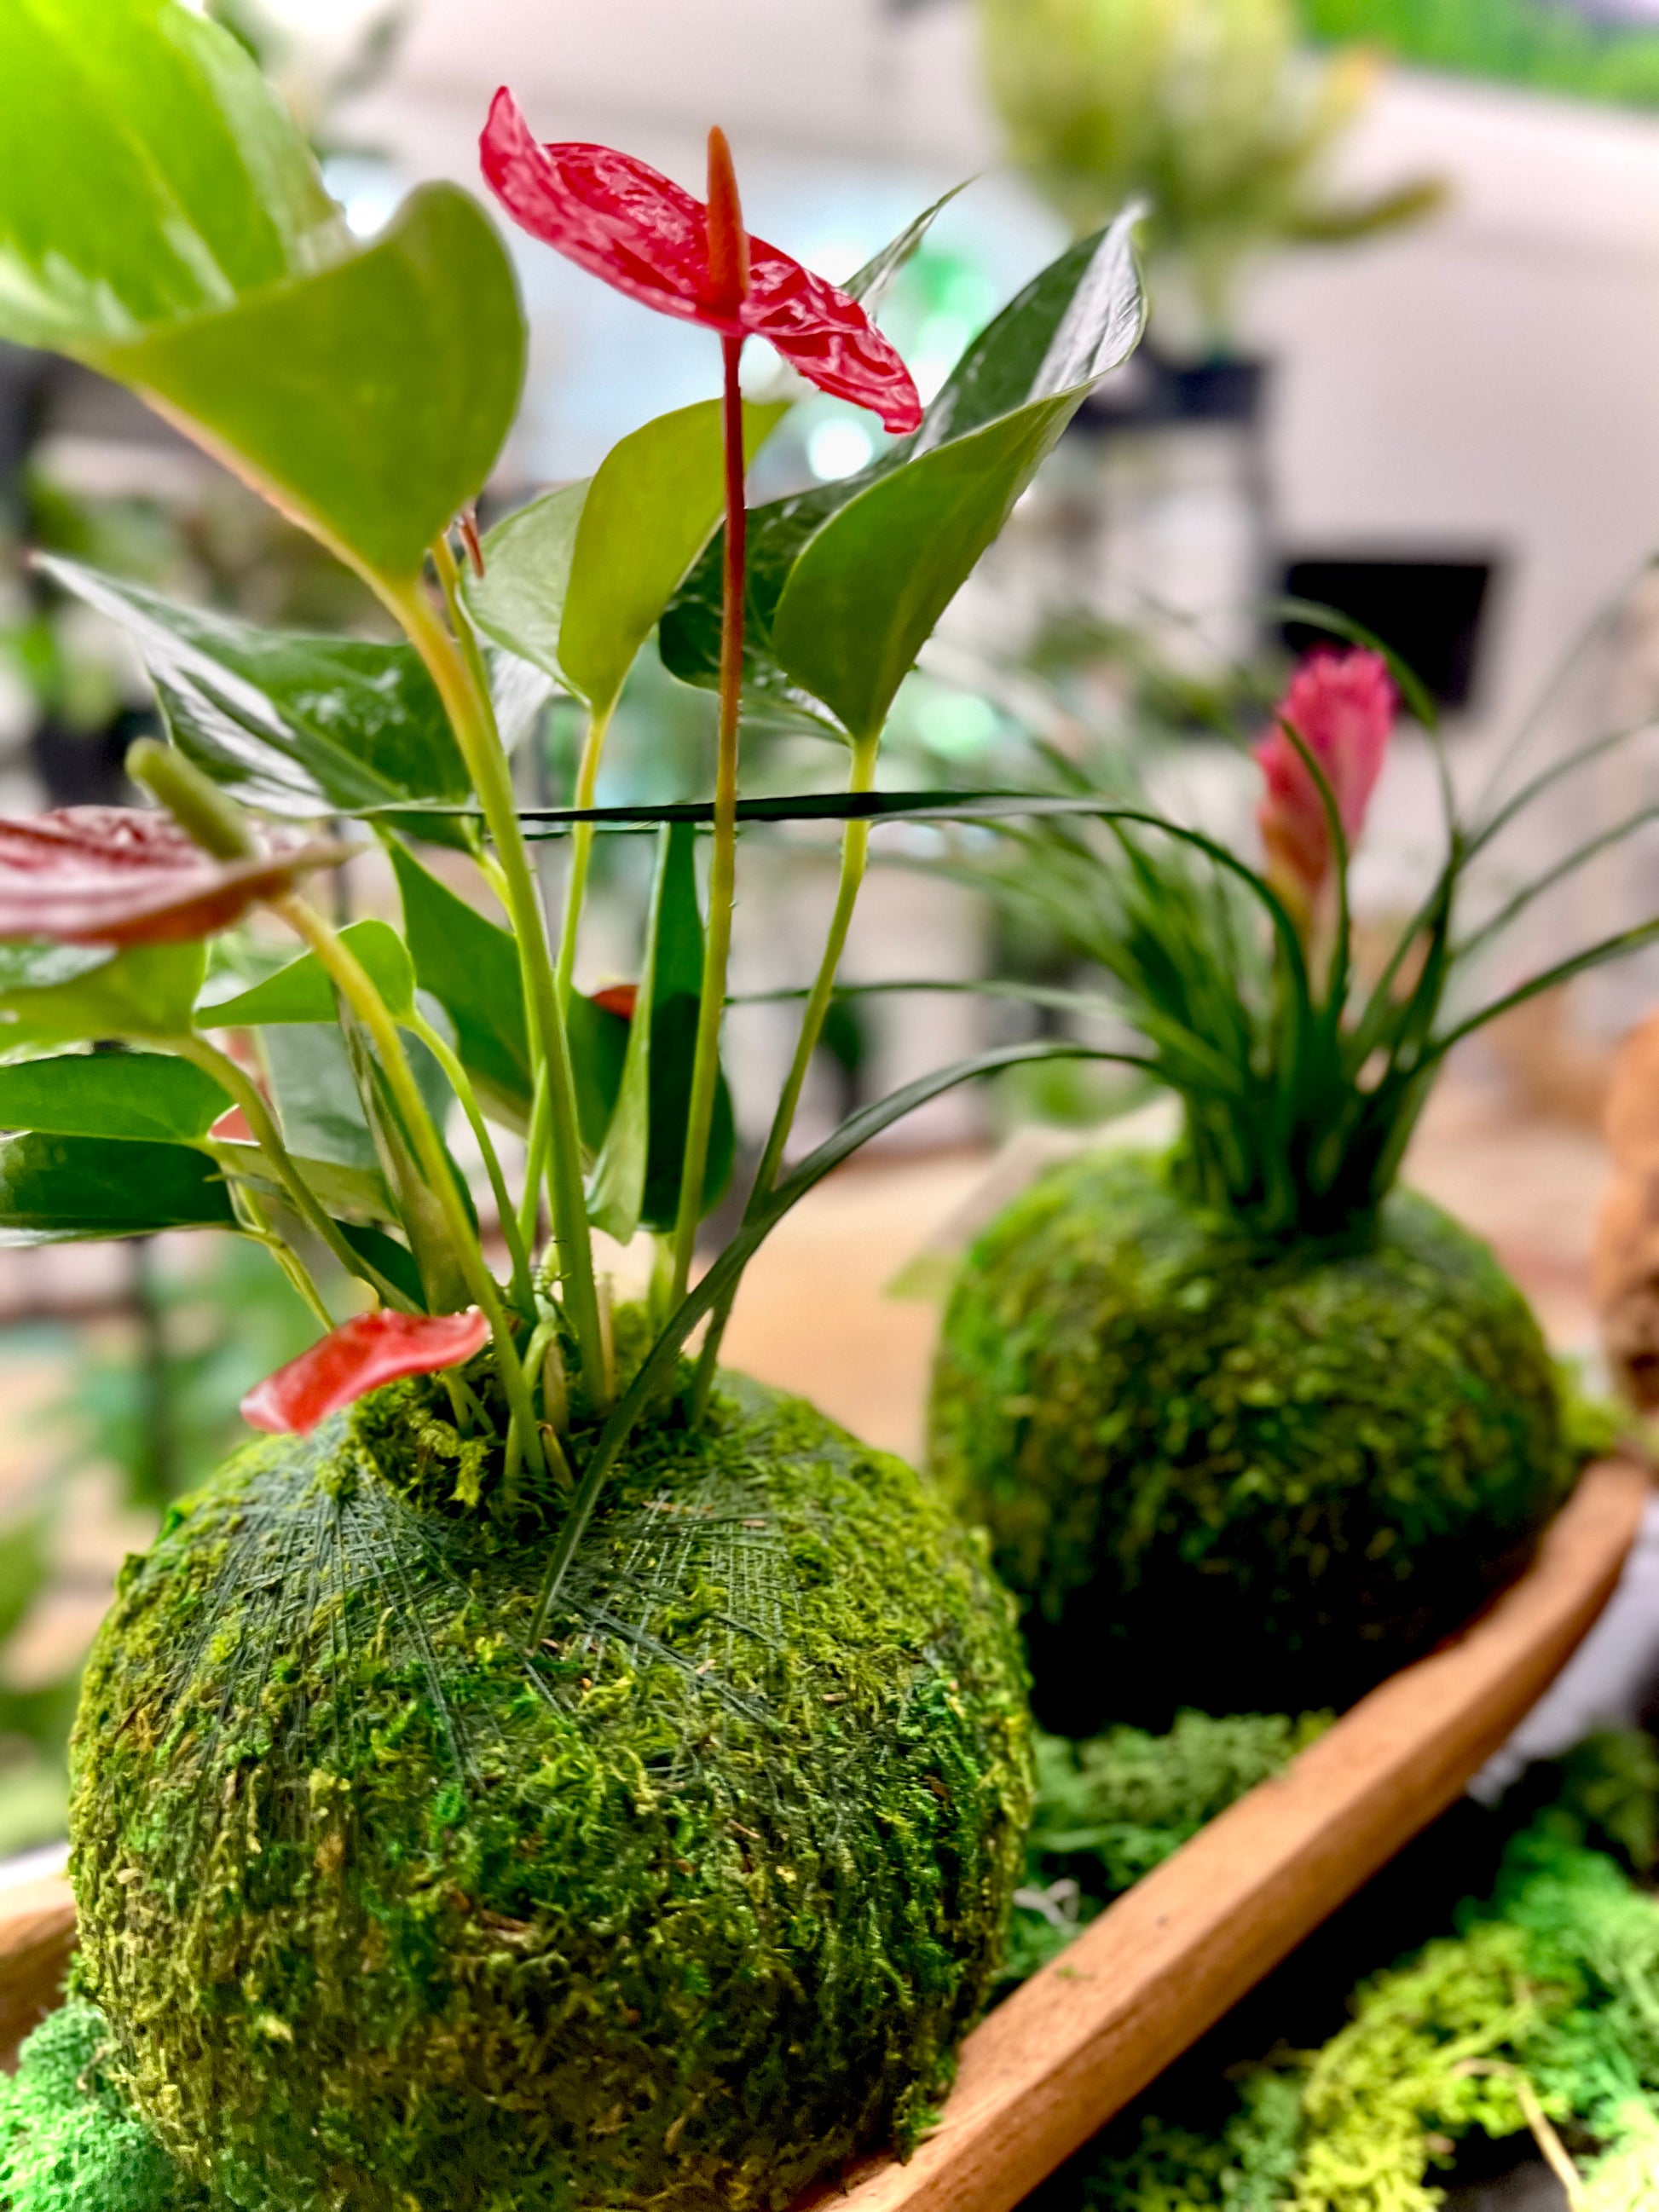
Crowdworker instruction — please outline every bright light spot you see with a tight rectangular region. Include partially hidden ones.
[806,419,876,482]
[917,691,999,759]
[322,157,402,240]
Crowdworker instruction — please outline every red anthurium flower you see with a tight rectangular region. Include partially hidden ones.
[1254,649,1396,920]
[481,89,922,435]
[0,810,344,948]
[241,1307,492,1435]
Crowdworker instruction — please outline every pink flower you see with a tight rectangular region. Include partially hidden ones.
[1254,649,1396,915]
[241,1308,491,1435]
[480,90,922,434]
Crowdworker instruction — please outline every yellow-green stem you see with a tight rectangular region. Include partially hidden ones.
[390,566,608,1409]
[170,1032,401,1313]
[555,705,612,1006]
[224,1181,334,1331]
[691,733,878,1412]
[517,1069,552,1255]
[274,892,546,1484]
[408,1009,537,1318]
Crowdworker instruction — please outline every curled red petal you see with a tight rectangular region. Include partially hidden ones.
[0,809,347,947]
[240,1307,491,1435]
[482,89,921,434]
[589,982,638,1020]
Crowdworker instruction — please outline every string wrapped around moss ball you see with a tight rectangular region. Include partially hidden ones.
[929,1149,1569,1736]
[70,1371,1031,2211]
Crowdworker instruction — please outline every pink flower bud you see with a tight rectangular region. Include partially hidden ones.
[1253,648,1396,915]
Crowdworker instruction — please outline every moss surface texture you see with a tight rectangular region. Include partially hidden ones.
[66,1371,1031,2212]
[929,1148,1569,1733]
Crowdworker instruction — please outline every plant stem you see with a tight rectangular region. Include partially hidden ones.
[691,731,879,1413]
[669,332,747,1307]
[391,562,608,1410]
[171,1032,393,1314]
[224,1182,335,1331]
[517,1068,552,1256]
[274,892,546,1484]
[407,1008,537,1319]
[555,706,613,1006]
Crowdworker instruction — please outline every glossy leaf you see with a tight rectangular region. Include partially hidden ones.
[566,990,629,1155]
[0,806,343,948]
[198,920,414,1026]
[262,1024,383,1178]
[0,941,205,1045]
[0,0,344,354]
[772,391,1078,742]
[659,206,1145,710]
[241,1307,488,1435]
[203,1132,396,1226]
[388,842,530,1125]
[0,1131,234,1243]
[42,557,482,827]
[0,1051,229,1142]
[95,185,525,587]
[585,832,668,1240]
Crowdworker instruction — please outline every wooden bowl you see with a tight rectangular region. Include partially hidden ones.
[0,1460,1646,2209]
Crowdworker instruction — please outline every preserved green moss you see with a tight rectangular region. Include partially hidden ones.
[0,1999,203,2212]
[929,1150,1569,1734]
[69,1371,1032,2212]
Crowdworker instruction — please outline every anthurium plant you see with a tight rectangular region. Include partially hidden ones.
[0,6,1157,2208]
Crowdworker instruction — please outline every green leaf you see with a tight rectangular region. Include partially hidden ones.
[640,823,733,1233]
[198,920,414,1026]
[0,0,344,354]
[0,1132,235,1242]
[0,943,206,1046]
[41,557,474,825]
[94,185,525,586]
[464,481,588,688]
[566,993,629,1157]
[388,842,529,1126]
[261,1024,382,1177]
[203,1135,395,1225]
[659,206,1144,712]
[337,1220,426,1312]
[466,401,784,716]
[772,390,1079,742]
[0,1051,229,1141]
[0,1511,48,1650]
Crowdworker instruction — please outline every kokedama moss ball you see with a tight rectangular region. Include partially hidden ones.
[928,1149,1569,1736]
[70,1372,1031,2212]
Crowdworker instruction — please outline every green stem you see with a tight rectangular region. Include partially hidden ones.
[691,731,879,1414]
[669,333,748,1307]
[390,559,608,1410]
[224,1182,335,1331]
[275,892,546,1485]
[517,1068,552,1256]
[555,706,613,1006]
[407,1008,537,1319]
[171,1032,400,1313]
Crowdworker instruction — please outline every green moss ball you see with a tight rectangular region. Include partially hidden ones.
[70,1374,1031,2212]
[928,1150,1569,1736]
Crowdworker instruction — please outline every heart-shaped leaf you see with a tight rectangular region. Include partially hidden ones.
[95,185,524,588]
[659,206,1145,720]
[0,0,344,355]
[0,1131,234,1242]
[0,1051,229,1141]
[463,481,587,690]
[198,920,414,1026]
[241,1306,489,1434]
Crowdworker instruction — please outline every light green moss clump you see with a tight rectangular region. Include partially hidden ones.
[0,2000,203,2212]
[929,1149,1569,1734]
[67,1372,1032,2212]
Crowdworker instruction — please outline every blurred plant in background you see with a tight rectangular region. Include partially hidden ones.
[1302,0,1659,111]
[977,0,1444,349]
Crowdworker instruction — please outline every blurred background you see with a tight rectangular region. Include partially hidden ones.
[6,0,1659,1865]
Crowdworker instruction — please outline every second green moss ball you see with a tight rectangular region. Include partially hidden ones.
[928,1150,1569,1734]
